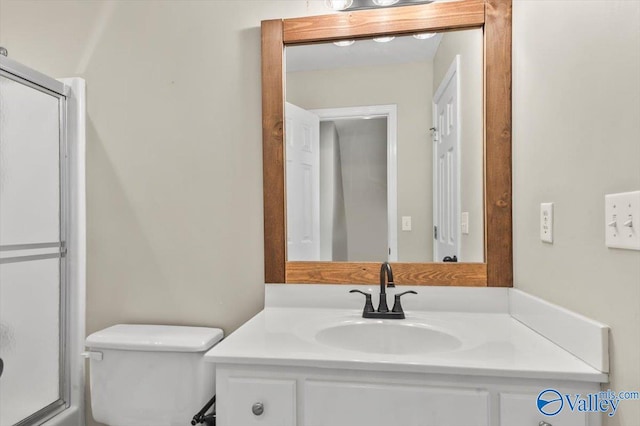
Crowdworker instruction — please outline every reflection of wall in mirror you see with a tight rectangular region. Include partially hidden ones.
[433,30,484,262]
[335,118,388,262]
[287,61,434,262]
[319,121,348,261]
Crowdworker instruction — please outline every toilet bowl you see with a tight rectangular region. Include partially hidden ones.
[85,324,223,426]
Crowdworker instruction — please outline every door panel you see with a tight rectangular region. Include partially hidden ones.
[285,102,320,261]
[0,76,60,246]
[224,378,296,426]
[500,393,588,426]
[304,380,489,426]
[0,72,65,426]
[433,59,460,262]
[0,260,60,426]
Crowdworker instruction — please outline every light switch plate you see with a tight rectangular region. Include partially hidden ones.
[605,191,640,250]
[461,212,469,235]
[402,216,412,231]
[540,203,553,243]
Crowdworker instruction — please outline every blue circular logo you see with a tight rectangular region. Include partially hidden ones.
[537,389,564,416]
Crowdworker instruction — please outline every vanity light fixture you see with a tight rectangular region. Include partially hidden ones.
[372,0,400,5]
[326,0,432,12]
[333,40,356,47]
[373,36,395,43]
[324,0,354,11]
[413,32,437,40]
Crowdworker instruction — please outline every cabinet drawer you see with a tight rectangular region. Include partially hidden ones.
[225,378,296,426]
[304,380,489,426]
[500,393,589,426]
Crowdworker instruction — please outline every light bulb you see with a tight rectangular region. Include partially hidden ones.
[372,0,400,6]
[413,33,437,40]
[373,36,395,43]
[333,40,356,47]
[324,0,354,10]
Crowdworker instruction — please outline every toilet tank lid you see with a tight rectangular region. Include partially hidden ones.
[85,324,224,352]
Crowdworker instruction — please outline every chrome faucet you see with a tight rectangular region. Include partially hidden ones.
[349,262,417,319]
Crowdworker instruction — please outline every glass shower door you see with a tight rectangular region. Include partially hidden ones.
[0,68,68,426]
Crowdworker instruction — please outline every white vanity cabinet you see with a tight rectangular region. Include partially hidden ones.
[224,377,296,426]
[499,393,588,426]
[207,288,609,426]
[215,364,601,426]
[303,381,488,426]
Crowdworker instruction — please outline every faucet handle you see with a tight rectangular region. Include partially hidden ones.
[391,290,417,314]
[349,289,375,314]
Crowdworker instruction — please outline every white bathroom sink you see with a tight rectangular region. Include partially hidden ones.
[314,321,462,355]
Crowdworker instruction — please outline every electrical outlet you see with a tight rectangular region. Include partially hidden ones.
[540,203,553,243]
[461,212,469,235]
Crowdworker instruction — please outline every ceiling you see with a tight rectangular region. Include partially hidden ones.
[286,33,443,73]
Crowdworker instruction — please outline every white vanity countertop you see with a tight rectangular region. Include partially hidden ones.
[204,286,609,383]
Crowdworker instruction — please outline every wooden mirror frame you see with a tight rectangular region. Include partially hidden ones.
[262,0,512,287]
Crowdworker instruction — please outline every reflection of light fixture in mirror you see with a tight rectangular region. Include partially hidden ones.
[372,0,400,5]
[373,36,395,43]
[333,40,356,47]
[328,0,433,12]
[413,32,437,40]
[324,0,354,11]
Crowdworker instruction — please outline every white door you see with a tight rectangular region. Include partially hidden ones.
[285,102,320,261]
[433,57,460,262]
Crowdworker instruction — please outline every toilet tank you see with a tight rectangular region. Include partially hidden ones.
[85,324,223,426]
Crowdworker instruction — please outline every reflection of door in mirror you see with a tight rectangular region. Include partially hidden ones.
[285,103,320,261]
[433,56,460,262]
[286,103,395,262]
[432,30,484,263]
[285,29,484,263]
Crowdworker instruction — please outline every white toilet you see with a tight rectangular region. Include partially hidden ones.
[85,324,223,426]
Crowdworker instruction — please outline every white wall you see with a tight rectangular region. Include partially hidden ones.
[287,61,434,261]
[335,118,388,261]
[433,28,484,262]
[512,1,640,425]
[0,1,328,425]
[2,1,639,425]
[319,121,348,261]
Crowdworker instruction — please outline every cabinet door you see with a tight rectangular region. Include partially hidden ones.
[500,393,590,426]
[304,381,489,426]
[224,378,296,426]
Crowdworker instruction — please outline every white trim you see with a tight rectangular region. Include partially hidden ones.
[310,105,398,261]
[43,78,86,426]
[432,55,461,261]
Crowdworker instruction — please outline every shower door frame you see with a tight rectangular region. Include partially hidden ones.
[0,56,72,426]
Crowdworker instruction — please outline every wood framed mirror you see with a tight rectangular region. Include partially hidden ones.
[262,0,512,286]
